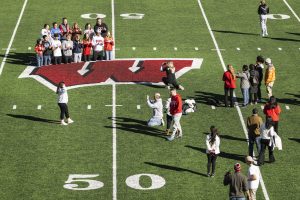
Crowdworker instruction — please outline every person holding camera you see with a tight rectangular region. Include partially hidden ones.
[146,93,164,127]
[206,126,220,177]
[160,61,184,90]
[223,163,249,200]
[56,82,74,125]
[263,96,281,134]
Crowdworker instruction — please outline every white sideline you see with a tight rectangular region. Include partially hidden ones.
[111,0,116,60]
[197,1,270,200]
[283,0,300,23]
[0,0,28,75]
[112,84,117,200]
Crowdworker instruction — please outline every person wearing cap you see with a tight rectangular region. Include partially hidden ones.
[167,88,183,141]
[258,0,270,37]
[264,58,276,98]
[223,163,249,200]
[257,117,276,165]
[246,156,260,200]
[222,64,236,107]
[146,93,164,127]
[263,96,281,134]
[206,126,220,177]
[247,108,263,158]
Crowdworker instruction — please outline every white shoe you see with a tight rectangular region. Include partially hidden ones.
[161,119,165,126]
[167,134,175,141]
[67,118,74,124]
[61,120,68,126]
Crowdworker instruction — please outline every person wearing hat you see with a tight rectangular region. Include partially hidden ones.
[264,58,276,98]
[146,93,164,127]
[247,108,263,158]
[206,126,220,177]
[258,0,270,37]
[246,156,260,200]
[223,163,249,200]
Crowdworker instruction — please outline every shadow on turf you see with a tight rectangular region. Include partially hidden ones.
[286,32,300,36]
[185,145,246,162]
[6,114,59,124]
[202,132,247,142]
[212,30,260,36]
[105,117,165,138]
[268,37,300,43]
[276,93,300,106]
[187,91,242,106]
[144,162,207,177]
[288,138,300,143]
[0,52,36,66]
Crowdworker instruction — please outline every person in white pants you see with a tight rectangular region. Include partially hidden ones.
[146,93,164,127]
[258,0,269,37]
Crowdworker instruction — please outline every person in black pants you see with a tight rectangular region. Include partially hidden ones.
[206,126,220,177]
[222,65,236,107]
[160,61,184,90]
[56,82,74,125]
[258,117,275,165]
[164,97,173,135]
[256,56,264,102]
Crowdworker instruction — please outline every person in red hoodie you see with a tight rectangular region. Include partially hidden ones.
[34,38,44,67]
[222,64,237,107]
[104,31,114,60]
[82,33,93,62]
[167,88,183,141]
[263,96,281,134]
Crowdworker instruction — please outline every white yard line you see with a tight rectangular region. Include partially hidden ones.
[283,0,300,23]
[111,0,116,59]
[197,1,270,199]
[0,0,28,75]
[112,83,117,200]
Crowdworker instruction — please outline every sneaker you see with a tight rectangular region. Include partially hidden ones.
[207,173,210,177]
[167,135,175,141]
[61,121,68,126]
[211,173,215,177]
[67,118,74,124]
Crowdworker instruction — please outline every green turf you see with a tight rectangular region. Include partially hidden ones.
[0,0,299,199]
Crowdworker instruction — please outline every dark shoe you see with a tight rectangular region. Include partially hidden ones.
[207,173,210,177]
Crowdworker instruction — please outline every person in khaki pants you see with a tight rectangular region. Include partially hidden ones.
[247,108,263,158]
[264,58,275,98]
[246,156,260,200]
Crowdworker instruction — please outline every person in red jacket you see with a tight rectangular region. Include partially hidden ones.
[34,38,44,67]
[82,33,92,62]
[263,96,281,134]
[104,31,114,60]
[222,64,237,107]
[167,88,183,141]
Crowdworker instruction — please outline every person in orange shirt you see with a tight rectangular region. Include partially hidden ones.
[264,58,275,98]
[263,96,281,134]
[104,31,114,60]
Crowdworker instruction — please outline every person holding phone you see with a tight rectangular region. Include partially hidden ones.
[56,82,74,125]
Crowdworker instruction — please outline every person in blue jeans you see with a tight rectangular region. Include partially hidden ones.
[236,65,250,107]
[42,35,52,65]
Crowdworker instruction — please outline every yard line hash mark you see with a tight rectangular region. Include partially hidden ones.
[137,105,141,109]
[87,105,91,109]
[285,105,290,110]
[0,0,28,75]
[197,1,270,199]
[37,105,42,110]
[12,105,17,110]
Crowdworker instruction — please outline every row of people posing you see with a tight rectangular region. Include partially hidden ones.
[35,31,114,67]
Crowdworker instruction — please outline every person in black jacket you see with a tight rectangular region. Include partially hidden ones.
[249,64,259,104]
[258,0,270,37]
[94,18,108,37]
[160,61,184,90]
[255,56,264,102]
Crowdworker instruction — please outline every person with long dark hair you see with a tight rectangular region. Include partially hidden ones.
[257,117,275,165]
[56,82,74,125]
[263,96,281,134]
[206,126,220,177]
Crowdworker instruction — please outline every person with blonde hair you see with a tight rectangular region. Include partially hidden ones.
[104,31,114,60]
[160,61,184,90]
[146,93,164,127]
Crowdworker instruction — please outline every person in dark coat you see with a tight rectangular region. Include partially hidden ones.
[249,64,259,104]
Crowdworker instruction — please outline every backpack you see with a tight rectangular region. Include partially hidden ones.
[182,99,197,115]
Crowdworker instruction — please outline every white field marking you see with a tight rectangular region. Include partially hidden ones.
[128,60,140,72]
[78,62,91,76]
[37,105,42,110]
[105,104,123,107]
[0,0,28,75]
[12,105,17,110]
[211,48,225,51]
[28,47,31,50]
[87,105,91,110]
[153,47,157,51]
[236,47,240,51]
[261,105,264,110]
[211,105,216,109]
[174,47,177,51]
[112,83,117,200]
[111,0,116,60]
[19,58,203,92]
[278,47,282,51]
[2,48,16,51]
[197,1,270,199]
[285,105,290,110]
[137,105,141,109]
[195,47,199,50]
[132,47,136,50]
[257,47,261,51]
[283,0,300,23]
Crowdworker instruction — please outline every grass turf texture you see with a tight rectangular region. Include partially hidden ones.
[0,0,299,199]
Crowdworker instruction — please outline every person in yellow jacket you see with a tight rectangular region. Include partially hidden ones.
[264,58,275,98]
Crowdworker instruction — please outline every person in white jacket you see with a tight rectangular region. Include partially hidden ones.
[146,93,164,127]
[56,82,74,125]
[164,97,172,135]
[92,31,104,61]
[206,126,220,177]
[258,117,275,165]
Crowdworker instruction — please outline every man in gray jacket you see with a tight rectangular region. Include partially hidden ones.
[146,93,164,127]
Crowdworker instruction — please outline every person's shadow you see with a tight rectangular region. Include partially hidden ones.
[6,114,59,124]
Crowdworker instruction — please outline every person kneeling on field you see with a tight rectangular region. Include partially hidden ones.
[146,93,164,127]
[160,61,184,90]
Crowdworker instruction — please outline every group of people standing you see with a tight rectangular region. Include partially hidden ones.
[223,56,276,107]
[34,17,114,67]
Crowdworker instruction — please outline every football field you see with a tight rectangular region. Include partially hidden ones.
[0,0,299,199]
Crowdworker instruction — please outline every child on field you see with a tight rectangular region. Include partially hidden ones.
[35,38,44,67]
